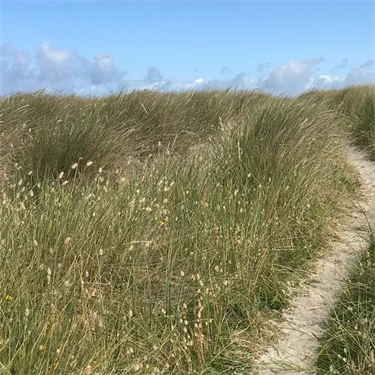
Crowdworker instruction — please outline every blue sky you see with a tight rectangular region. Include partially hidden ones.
[1,0,374,96]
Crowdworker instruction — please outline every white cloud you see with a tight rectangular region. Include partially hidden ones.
[0,41,127,96]
[35,43,93,90]
[138,81,170,91]
[257,58,325,95]
[39,42,69,65]
[1,41,30,70]
[1,42,374,97]
[304,59,375,91]
[90,53,124,85]
[202,72,249,90]
[74,83,120,97]
[307,74,342,90]
[344,67,375,86]
[145,66,163,84]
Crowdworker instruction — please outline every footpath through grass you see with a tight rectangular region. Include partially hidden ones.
[316,234,375,375]
[0,88,366,374]
[314,85,375,375]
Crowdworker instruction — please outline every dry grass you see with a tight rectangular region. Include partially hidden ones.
[0,88,362,374]
[316,234,375,375]
[299,85,375,375]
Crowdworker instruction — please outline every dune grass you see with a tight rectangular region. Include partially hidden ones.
[316,233,375,375]
[299,85,375,375]
[0,88,361,374]
[299,85,374,160]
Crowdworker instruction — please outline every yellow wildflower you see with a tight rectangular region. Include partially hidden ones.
[159,217,168,226]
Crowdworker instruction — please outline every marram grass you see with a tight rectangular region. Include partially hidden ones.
[299,86,375,375]
[0,88,363,374]
[316,234,375,375]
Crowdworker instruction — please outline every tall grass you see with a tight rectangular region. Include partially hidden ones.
[352,93,375,160]
[298,85,375,375]
[0,89,358,374]
[322,85,375,160]
[0,89,270,187]
[316,233,375,375]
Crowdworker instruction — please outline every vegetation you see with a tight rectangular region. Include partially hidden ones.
[0,86,372,374]
[316,234,375,375]
[301,85,375,159]
[314,85,375,375]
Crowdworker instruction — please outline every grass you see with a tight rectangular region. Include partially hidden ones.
[316,233,375,375]
[299,85,375,160]
[313,85,374,375]
[0,87,366,374]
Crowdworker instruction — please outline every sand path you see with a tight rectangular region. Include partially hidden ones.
[253,147,375,375]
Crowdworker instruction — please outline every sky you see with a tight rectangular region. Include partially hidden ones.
[1,0,374,97]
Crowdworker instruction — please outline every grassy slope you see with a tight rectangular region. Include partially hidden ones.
[0,88,362,374]
[314,85,375,375]
[316,235,375,375]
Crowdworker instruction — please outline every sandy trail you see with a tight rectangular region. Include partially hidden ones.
[253,147,375,375]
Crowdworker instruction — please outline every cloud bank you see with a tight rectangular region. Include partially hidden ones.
[257,58,326,95]
[1,41,374,97]
[0,41,126,96]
